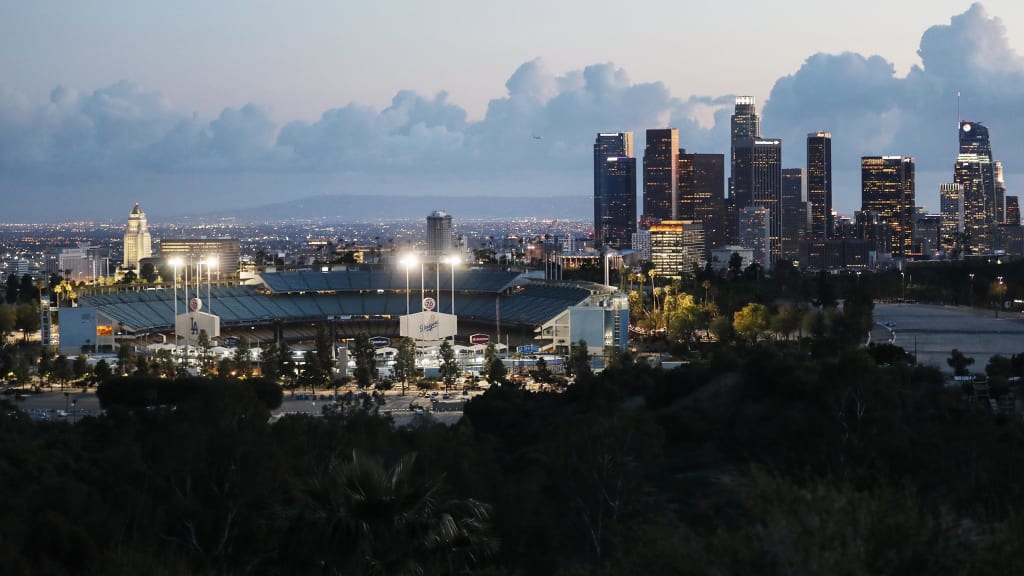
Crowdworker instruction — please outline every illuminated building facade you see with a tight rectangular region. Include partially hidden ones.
[426,210,454,257]
[677,151,725,252]
[729,96,760,208]
[955,121,997,253]
[780,168,809,262]
[752,139,782,264]
[594,133,636,249]
[861,156,915,258]
[159,238,241,279]
[123,203,152,271]
[939,182,964,253]
[643,128,679,221]
[806,132,833,239]
[649,220,704,279]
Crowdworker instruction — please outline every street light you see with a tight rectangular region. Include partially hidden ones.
[968,273,975,308]
[996,276,1005,318]
[900,271,905,302]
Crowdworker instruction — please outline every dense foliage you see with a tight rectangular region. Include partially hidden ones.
[3,340,1024,574]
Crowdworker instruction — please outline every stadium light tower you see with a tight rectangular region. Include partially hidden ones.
[169,257,184,356]
[400,254,418,318]
[205,256,218,315]
[446,255,458,346]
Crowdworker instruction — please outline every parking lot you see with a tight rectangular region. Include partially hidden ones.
[873,303,1024,373]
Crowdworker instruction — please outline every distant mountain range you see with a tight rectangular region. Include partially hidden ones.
[197,194,592,222]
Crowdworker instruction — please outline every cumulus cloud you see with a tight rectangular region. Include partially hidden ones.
[762,2,1024,174]
[2,3,1023,220]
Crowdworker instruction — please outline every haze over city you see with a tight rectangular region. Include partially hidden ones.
[2,1,1024,221]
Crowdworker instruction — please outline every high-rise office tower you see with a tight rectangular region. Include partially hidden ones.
[1006,196,1021,226]
[737,206,770,265]
[677,151,725,252]
[643,129,679,221]
[649,220,704,279]
[955,121,997,253]
[751,139,783,264]
[123,203,152,271]
[729,97,760,208]
[593,133,636,249]
[426,210,454,257]
[780,168,808,262]
[955,153,993,254]
[806,132,833,239]
[939,183,964,253]
[995,160,1006,224]
[861,156,916,257]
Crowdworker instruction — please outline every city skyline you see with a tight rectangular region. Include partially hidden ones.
[2,3,1024,222]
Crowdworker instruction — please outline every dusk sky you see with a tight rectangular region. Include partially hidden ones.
[2,1,1024,222]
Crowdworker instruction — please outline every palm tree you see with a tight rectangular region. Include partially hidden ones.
[294,452,496,575]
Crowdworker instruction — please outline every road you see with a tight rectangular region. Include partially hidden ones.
[872,303,1024,373]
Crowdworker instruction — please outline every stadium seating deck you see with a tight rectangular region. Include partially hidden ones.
[78,274,595,333]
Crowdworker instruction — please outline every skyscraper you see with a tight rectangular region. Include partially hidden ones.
[861,156,916,257]
[1006,196,1021,226]
[123,203,152,271]
[643,128,679,221]
[649,220,704,279]
[780,168,808,262]
[995,160,1006,224]
[593,133,636,249]
[426,210,454,257]
[806,132,833,239]
[737,206,770,265]
[729,97,760,208]
[939,183,964,254]
[955,121,997,253]
[677,151,725,252]
[752,139,783,264]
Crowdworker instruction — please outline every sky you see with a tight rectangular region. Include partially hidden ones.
[2,1,1024,222]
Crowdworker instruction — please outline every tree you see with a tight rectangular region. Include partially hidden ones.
[196,329,213,375]
[295,451,496,575]
[568,339,592,381]
[116,341,134,375]
[532,355,553,384]
[0,304,15,340]
[52,354,73,392]
[947,348,975,376]
[4,274,17,304]
[260,342,280,382]
[92,358,112,384]
[483,342,506,385]
[393,337,418,396]
[232,337,252,376]
[139,262,159,283]
[728,252,744,281]
[733,303,769,342]
[709,315,733,343]
[769,305,801,340]
[353,332,377,389]
[15,302,40,341]
[17,274,37,304]
[72,354,90,381]
[38,345,55,387]
[438,340,460,392]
